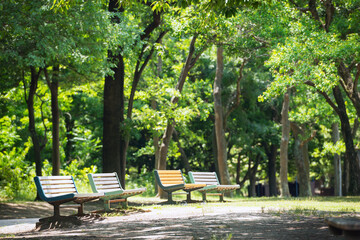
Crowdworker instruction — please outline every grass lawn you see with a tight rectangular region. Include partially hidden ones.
[127,194,360,218]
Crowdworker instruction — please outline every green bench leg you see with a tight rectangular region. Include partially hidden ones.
[202,193,207,201]
[53,205,60,217]
[104,200,111,212]
[167,192,175,204]
[187,192,192,202]
[219,193,224,202]
[78,203,84,215]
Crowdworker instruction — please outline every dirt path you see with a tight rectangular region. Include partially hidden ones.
[0,201,344,239]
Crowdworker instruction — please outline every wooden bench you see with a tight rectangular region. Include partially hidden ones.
[88,172,146,211]
[154,170,206,203]
[34,176,103,217]
[325,217,360,239]
[188,172,240,202]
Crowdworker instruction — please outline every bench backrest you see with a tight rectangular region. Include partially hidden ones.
[189,172,220,185]
[88,172,123,193]
[34,176,78,199]
[155,170,185,186]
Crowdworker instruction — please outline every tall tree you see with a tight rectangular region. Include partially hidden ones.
[290,122,315,197]
[280,89,291,197]
[213,46,231,185]
[103,1,166,187]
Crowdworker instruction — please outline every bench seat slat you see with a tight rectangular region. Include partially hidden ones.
[91,173,117,177]
[88,172,146,211]
[42,184,76,189]
[40,180,74,185]
[96,184,121,189]
[43,189,77,194]
[93,180,119,185]
[38,176,73,180]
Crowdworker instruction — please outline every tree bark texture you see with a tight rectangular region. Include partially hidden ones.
[102,0,126,186]
[333,86,360,195]
[44,66,60,176]
[213,46,231,186]
[263,141,278,196]
[64,112,74,163]
[290,122,313,197]
[103,49,124,183]
[331,122,342,196]
[280,89,291,197]
[26,67,44,178]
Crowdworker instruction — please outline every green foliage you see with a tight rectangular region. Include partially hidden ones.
[126,172,156,196]
[0,143,34,200]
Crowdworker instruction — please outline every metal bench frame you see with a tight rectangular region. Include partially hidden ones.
[189,171,240,202]
[154,170,206,204]
[88,172,146,211]
[34,175,103,217]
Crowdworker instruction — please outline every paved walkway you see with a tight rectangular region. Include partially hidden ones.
[0,218,38,234]
[0,206,344,239]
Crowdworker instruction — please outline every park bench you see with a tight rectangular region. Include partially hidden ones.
[154,170,206,203]
[189,171,240,202]
[325,217,360,239]
[34,175,103,217]
[88,172,146,211]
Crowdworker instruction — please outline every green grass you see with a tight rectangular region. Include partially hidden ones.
[125,195,360,219]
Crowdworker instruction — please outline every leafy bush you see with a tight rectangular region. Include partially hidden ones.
[0,145,36,200]
[126,171,156,197]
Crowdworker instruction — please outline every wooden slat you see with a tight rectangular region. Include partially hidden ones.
[92,173,117,177]
[109,199,126,203]
[46,192,75,198]
[44,190,77,196]
[192,172,219,185]
[42,184,75,190]
[38,176,73,180]
[93,180,119,185]
[94,180,119,185]
[96,184,120,189]
[194,176,216,180]
[98,188,119,192]
[194,181,218,185]
[193,172,215,176]
[40,180,74,185]
[161,178,183,182]
[162,181,183,184]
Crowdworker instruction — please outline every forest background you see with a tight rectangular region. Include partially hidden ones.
[1,0,360,201]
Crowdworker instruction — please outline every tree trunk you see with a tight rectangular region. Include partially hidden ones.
[26,67,43,178]
[44,66,60,176]
[213,46,231,186]
[337,62,360,118]
[102,0,124,185]
[267,143,278,196]
[103,49,124,183]
[332,122,342,196]
[26,67,46,200]
[280,89,291,197]
[64,112,74,163]
[248,154,260,197]
[290,122,312,197]
[333,85,360,195]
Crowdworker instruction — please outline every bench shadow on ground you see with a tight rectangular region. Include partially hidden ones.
[2,211,346,240]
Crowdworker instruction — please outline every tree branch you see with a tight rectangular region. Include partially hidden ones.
[225,58,247,120]
[300,130,317,147]
[140,9,162,41]
[304,80,340,114]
